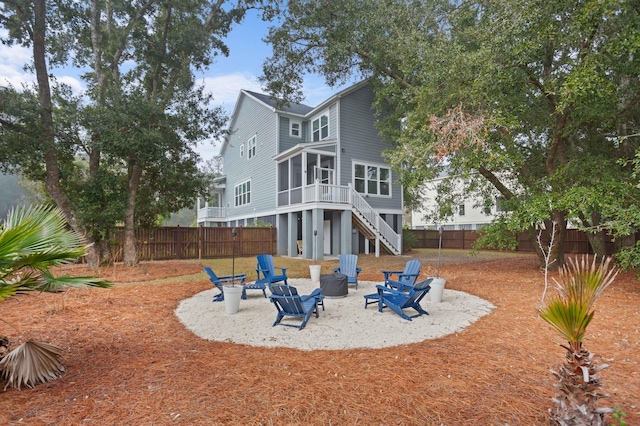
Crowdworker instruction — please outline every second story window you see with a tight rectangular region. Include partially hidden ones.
[290,121,301,138]
[353,162,391,196]
[239,142,244,158]
[459,203,466,216]
[248,135,256,159]
[312,113,329,141]
[234,180,251,207]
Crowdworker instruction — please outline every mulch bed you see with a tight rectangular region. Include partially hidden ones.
[0,254,638,425]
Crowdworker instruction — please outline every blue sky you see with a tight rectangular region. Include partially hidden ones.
[0,10,348,161]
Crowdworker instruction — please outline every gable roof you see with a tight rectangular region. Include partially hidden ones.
[244,90,314,116]
[219,80,371,156]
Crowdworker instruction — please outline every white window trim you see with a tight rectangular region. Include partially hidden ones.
[352,161,392,197]
[290,120,301,138]
[239,142,244,158]
[234,179,251,207]
[311,112,329,142]
[247,135,257,159]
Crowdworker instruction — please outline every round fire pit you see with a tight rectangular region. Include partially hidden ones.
[319,273,348,298]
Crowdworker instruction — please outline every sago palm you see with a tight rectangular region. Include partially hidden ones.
[539,255,617,425]
[0,205,111,389]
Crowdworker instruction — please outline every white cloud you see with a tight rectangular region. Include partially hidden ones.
[56,75,86,96]
[201,72,263,110]
[0,39,35,88]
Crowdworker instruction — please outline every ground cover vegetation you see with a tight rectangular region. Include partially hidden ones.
[0,0,279,267]
[261,0,640,271]
[0,205,110,390]
[0,251,637,424]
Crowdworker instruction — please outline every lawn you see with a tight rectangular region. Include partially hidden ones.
[0,251,638,425]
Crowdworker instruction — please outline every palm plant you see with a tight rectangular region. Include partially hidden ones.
[0,205,111,389]
[539,255,618,425]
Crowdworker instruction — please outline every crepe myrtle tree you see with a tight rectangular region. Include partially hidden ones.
[0,205,110,390]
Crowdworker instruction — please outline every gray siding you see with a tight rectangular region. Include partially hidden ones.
[338,85,402,212]
[307,105,337,142]
[222,95,278,219]
[278,116,303,152]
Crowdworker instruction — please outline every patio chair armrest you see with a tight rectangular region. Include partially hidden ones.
[376,284,403,296]
[380,269,402,280]
[385,279,415,292]
[218,274,246,284]
[274,266,288,274]
[333,267,340,273]
[356,267,362,274]
[301,288,323,302]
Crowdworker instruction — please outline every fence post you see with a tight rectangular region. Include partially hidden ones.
[198,225,203,260]
[174,226,180,259]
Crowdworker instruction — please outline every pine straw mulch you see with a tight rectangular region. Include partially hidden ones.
[0,254,638,425]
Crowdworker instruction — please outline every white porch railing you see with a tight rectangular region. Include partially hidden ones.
[300,181,401,255]
[349,188,401,255]
[301,181,351,204]
[201,180,401,255]
[197,206,227,221]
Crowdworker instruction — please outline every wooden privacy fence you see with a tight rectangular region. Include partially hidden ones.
[406,228,626,254]
[109,226,277,262]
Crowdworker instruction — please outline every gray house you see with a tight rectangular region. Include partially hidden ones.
[196,81,403,259]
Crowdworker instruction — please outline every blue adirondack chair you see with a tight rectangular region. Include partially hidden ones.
[243,280,268,298]
[256,254,288,286]
[365,278,433,321]
[380,259,421,291]
[204,267,246,302]
[269,284,324,330]
[333,254,361,289]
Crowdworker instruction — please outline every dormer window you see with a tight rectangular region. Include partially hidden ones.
[312,113,329,141]
[290,121,301,138]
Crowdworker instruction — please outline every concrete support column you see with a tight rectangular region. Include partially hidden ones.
[340,210,353,254]
[277,214,288,256]
[312,208,324,261]
[302,209,313,260]
[331,211,340,255]
[287,212,298,257]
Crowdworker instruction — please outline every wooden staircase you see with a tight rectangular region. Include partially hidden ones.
[349,188,401,256]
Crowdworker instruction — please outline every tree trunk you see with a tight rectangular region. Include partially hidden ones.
[123,162,142,266]
[578,212,607,257]
[33,0,98,267]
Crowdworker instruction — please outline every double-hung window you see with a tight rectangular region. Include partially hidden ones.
[290,121,301,138]
[353,162,391,196]
[247,135,256,159]
[234,180,251,207]
[239,142,244,158]
[312,113,329,141]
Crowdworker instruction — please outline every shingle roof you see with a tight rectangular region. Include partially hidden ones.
[244,90,314,115]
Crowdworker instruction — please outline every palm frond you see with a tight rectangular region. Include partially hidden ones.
[0,205,111,302]
[0,281,24,302]
[37,270,111,293]
[539,298,594,343]
[0,340,66,390]
[542,255,617,347]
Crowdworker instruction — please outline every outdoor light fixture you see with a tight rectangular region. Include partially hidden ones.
[313,229,318,261]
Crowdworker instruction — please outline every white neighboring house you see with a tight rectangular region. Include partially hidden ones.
[409,174,506,230]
